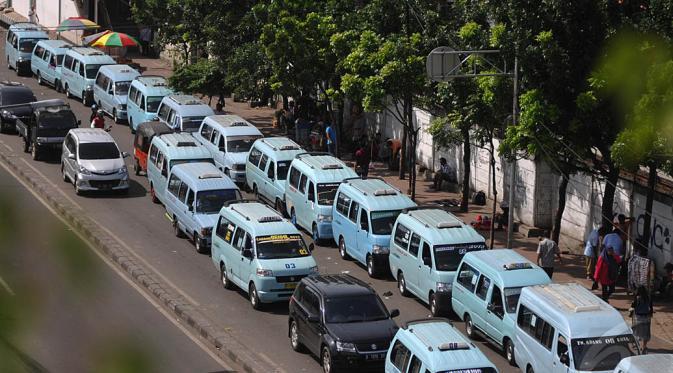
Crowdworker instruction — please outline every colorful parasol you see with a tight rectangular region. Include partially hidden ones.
[56,17,99,32]
[82,29,111,45]
[91,32,140,48]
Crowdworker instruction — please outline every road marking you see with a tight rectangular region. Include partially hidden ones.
[19,158,83,210]
[0,138,12,152]
[0,159,232,371]
[0,275,15,295]
[88,216,201,307]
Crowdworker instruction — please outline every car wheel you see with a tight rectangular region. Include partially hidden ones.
[321,346,333,373]
[430,292,440,317]
[338,237,350,260]
[312,223,319,243]
[37,72,43,85]
[289,320,304,352]
[133,158,140,176]
[505,339,516,366]
[173,218,184,238]
[31,144,39,161]
[113,109,119,124]
[366,255,376,278]
[220,264,234,290]
[22,139,29,153]
[0,121,5,134]
[64,84,71,98]
[150,183,159,203]
[74,177,83,196]
[398,272,409,296]
[465,314,477,339]
[249,283,262,310]
[61,163,69,183]
[194,232,207,254]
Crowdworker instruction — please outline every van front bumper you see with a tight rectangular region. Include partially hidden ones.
[256,278,301,303]
[229,169,246,184]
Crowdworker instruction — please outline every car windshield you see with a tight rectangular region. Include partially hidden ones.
[170,158,214,169]
[181,116,204,132]
[503,287,522,313]
[255,234,310,259]
[114,81,131,96]
[146,96,163,113]
[78,142,120,160]
[325,295,389,323]
[2,90,35,105]
[571,334,638,371]
[317,183,340,206]
[85,64,104,79]
[437,369,497,373]
[38,111,78,129]
[371,210,401,235]
[434,242,486,271]
[226,135,261,153]
[277,161,291,180]
[195,189,240,214]
[19,38,43,53]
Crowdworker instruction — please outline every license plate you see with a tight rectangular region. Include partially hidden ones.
[284,283,297,289]
[365,353,385,360]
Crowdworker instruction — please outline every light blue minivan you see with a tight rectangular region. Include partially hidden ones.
[386,318,498,373]
[127,75,173,133]
[332,178,417,277]
[211,201,318,309]
[147,133,214,204]
[246,137,304,213]
[156,94,214,132]
[31,39,72,89]
[93,64,140,123]
[284,153,358,242]
[389,208,486,317]
[61,47,116,106]
[451,249,551,366]
[5,23,48,76]
[164,162,241,254]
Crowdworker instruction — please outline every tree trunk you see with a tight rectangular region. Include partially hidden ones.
[406,98,415,196]
[641,161,658,246]
[410,129,417,200]
[600,166,619,229]
[460,126,470,212]
[551,174,569,243]
[336,99,344,158]
[399,115,407,180]
[489,139,497,249]
[282,95,289,110]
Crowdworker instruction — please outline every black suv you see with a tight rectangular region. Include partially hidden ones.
[288,274,400,373]
[0,81,36,133]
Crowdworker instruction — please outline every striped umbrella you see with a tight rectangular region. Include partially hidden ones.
[56,17,99,32]
[91,32,140,48]
[82,30,111,45]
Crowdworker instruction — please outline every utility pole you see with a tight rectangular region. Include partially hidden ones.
[506,56,518,249]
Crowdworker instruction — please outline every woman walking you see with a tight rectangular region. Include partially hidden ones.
[594,246,621,303]
[630,286,653,354]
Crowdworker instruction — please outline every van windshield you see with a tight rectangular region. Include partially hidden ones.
[195,189,241,214]
[371,210,401,235]
[170,158,214,169]
[433,242,486,271]
[504,287,522,313]
[255,234,309,259]
[114,81,131,95]
[277,161,291,180]
[19,38,44,53]
[79,142,119,160]
[182,116,204,132]
[85,64,105,79]
[571,334,637,371]
[226,135,262,153]
[38,111,78,129]
[437,369,497,373]
[324,295,389,323]
[317,183,340,206]
[146,96,163,112]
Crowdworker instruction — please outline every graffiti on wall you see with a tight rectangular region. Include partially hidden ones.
[636,214,672,252]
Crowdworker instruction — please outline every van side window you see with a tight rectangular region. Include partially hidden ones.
[95,73,105,88]
[34,45,45,58]
[389,340,411,372]
[128,86,137,103]
[359,209,369,231]
[456,263,479,292]
[50,53,58,67]
[64,54,73,70]
[215,216,229,239]
[248,147,262,167]
[177,182,188,202]
[218,134,225,149]
[409,233,421,256]
[517,305,555,350]
[335,192,351,216]
[167,109,176,126]
[43,50,51,62]
[149,144,158,164]
[259,154,268,172]
[489,285,504,318]
[557,335,569,365]
[298,174,307,194]
[138,93,145,110]
[348,201,359,222]
[232,228,248,251]
[167,175,181,196]
[475,275,491,300]
[307,182,315,202]
[158,103,170,121]
[267,161,275,179]
[422,243,431,267]
[393,223,410,249]
[79,62,85,77]
[289,167,300,188]
[408,355,423,373]
[200,123,213,140]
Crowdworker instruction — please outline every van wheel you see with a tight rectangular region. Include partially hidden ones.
[220,264,234,290]
[129,118,135,134]
[505,339,516,366]
[173,218,184,238]
[430,292,443,317]
[31,144,40,160]
[398,272,409,296]
[366,255,377,278]
[464,314,477,339]
[249,283,262,310]
[194,232,207,254]
[55,79,61,93]
[7,56,11,70]
[252,184,259,199]
[22,138,29,153]
[290,208,297,226]
[526,366,534,373]
[338,237,350,260]
[113,109,120,124]
[312,223,320,243]
[36,72,43,85]
[64,84,71,98]
[275,198,286,217]
[150,183,159,203]
[133,158,140,176]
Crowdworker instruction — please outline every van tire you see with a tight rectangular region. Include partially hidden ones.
[252,184,259,200]
[290,208,297,227]
[526,366,534,373]
[64,84,71,98]
[249,283,262,310]
[82,92,91,106]
[55,79,61,92]
[7,56,11,70]
[430,292,441,317]
[134,158,141,176]
[194,232,207,254]
[150,183,159,203]
[398,272,409,296]
[312,223,320,243]
[505,339,516,366]
[173,218,185,238]
[129,118,135,134]
[37,72,43,85]
[366,255,377,278]
[464,314,477,339]
[221,263,234,290]
[275,198,286,217]
[338,237,350,260]
[22,138,29,153]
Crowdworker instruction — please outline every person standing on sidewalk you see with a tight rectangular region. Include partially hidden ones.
[630,286,653,354]
[28,5,39,24]
[584,226,605,284]
[594,245,621,303]
[537,235,562,279]
[325,121,336,156]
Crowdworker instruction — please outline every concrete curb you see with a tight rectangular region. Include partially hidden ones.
[0,148,279,373]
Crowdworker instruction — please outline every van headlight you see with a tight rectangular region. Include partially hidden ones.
[309,266,319,274]
[372,245,389,254]
[200,227,212,236]
[317,214,332,222]
[256,268,273,277]
[336,341,356,353]
[78,165,91,175]
[436,282,452,292]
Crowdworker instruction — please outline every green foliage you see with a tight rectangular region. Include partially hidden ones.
[168,59,224,98]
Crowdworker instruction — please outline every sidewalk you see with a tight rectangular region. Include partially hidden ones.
[136,55,673,351]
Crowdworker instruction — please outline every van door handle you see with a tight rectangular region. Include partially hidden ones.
[213,243,220,248]
[241,258,244,261]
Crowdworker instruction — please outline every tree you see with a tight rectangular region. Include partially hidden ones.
[168,59,224,103]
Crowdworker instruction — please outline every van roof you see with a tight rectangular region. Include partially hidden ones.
[98,64,140,80]
[400,208,485,245]
[340,178,416,211]
[616,354,673,373]
[163,95,214,117]
[222,201,298,235]
[254,137,304,161]
[521,283,631,338]
[202,115,263,137]
[132,76,173,96]
[69,128,115,143]
[153,133,212,160]
[36,39,72,49]
[402,319,496,371]
[170,162,238,190]
[292,154,358,183]
[67,47,116,64]
[9,22,48,37]
[462,250,551,288]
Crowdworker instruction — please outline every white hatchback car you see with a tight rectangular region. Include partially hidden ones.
[61,128,130,195]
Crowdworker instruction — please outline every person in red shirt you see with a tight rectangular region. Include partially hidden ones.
[90,110,108,131]
[594,246,621,303]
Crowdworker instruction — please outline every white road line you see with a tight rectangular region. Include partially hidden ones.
[0,275,15,295]
[19,158,83,210]
[259,352,287,373]
[0,159,232,370]
[88,217,201,307]
[0,139,12,152]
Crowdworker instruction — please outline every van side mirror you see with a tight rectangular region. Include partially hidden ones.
[390,309,400,318]
[560,353,569,366]
[68,153,76,160]
[309,243,315,252]
[122,151,130,158]
[307,314,319,323]
[242,248,253,259]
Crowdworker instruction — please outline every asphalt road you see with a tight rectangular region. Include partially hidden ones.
[0,34,518,372]
[0,162,230,372]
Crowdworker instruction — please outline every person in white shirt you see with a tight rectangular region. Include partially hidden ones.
[28,5,39,24]
[432,157,454,190]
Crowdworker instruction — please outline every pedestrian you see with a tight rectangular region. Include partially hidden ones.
[432,157,455,191]
[325,121,336,156]
[584,226,605,282]
[215,94,226,114]
[594,245,621,303]
[603,222,625,260]
[355,141,370,179]
[630,286,653,354]
[628,245,654,294]
[536,235,562,279]
[28,5,39,24]
[90,110,109,131]
[89,104,99,123]
[139,27,152,56]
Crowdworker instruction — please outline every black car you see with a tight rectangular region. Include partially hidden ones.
[0,81,36,133]
[288,274,400,373]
